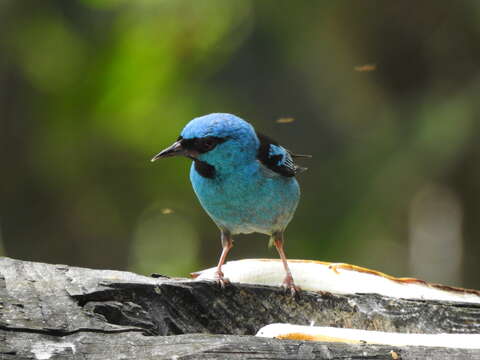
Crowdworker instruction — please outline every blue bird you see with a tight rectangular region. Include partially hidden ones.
[151,113,309,294]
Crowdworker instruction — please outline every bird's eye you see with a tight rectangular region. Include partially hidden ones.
[193,137,225,153]
[203,139,215,150]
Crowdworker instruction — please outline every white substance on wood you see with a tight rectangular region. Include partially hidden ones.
[256,324,480,349]
[31,341,76,359]
[193,259,480,304]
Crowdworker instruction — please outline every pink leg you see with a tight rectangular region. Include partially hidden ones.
[273,232,299,296]
[215,230,233,288]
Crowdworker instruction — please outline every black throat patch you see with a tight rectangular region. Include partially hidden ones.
[194,160,216,179]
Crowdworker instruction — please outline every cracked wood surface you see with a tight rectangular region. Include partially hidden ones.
[2,332,480,359]
[0,257,479,359]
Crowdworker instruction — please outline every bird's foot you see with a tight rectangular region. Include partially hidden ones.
[328,263,350,274]
[214,270,230,289]
[281,274,300,297]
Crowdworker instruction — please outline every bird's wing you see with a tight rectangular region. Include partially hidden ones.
[256,132,310,177]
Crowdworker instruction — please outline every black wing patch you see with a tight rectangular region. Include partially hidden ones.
[256,132,310,177]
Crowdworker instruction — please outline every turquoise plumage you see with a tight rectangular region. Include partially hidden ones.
[152,113,308,294]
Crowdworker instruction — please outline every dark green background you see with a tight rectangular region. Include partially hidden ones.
[1,1,479,288]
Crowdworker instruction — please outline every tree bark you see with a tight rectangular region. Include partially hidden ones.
[0,257,479,359]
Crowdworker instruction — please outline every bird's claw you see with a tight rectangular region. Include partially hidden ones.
[281,275,300,297]
[328,262,349,274]
[214,270,230,288]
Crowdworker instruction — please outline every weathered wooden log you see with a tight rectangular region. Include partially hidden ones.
[3,332,480,359]
[0,257,479,359]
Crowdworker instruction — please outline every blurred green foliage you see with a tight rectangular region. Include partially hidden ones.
[1,1,479,288]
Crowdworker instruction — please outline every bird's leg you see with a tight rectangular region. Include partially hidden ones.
[273,232,299,296]
[215,230,233,288]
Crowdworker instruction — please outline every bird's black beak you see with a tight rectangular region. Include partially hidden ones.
[151,141,185,162]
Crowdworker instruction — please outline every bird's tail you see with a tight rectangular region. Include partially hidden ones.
[295,165,308,174]
[290,153,312,159]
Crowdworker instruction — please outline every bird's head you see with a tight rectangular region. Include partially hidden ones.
[151,113,259,173]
